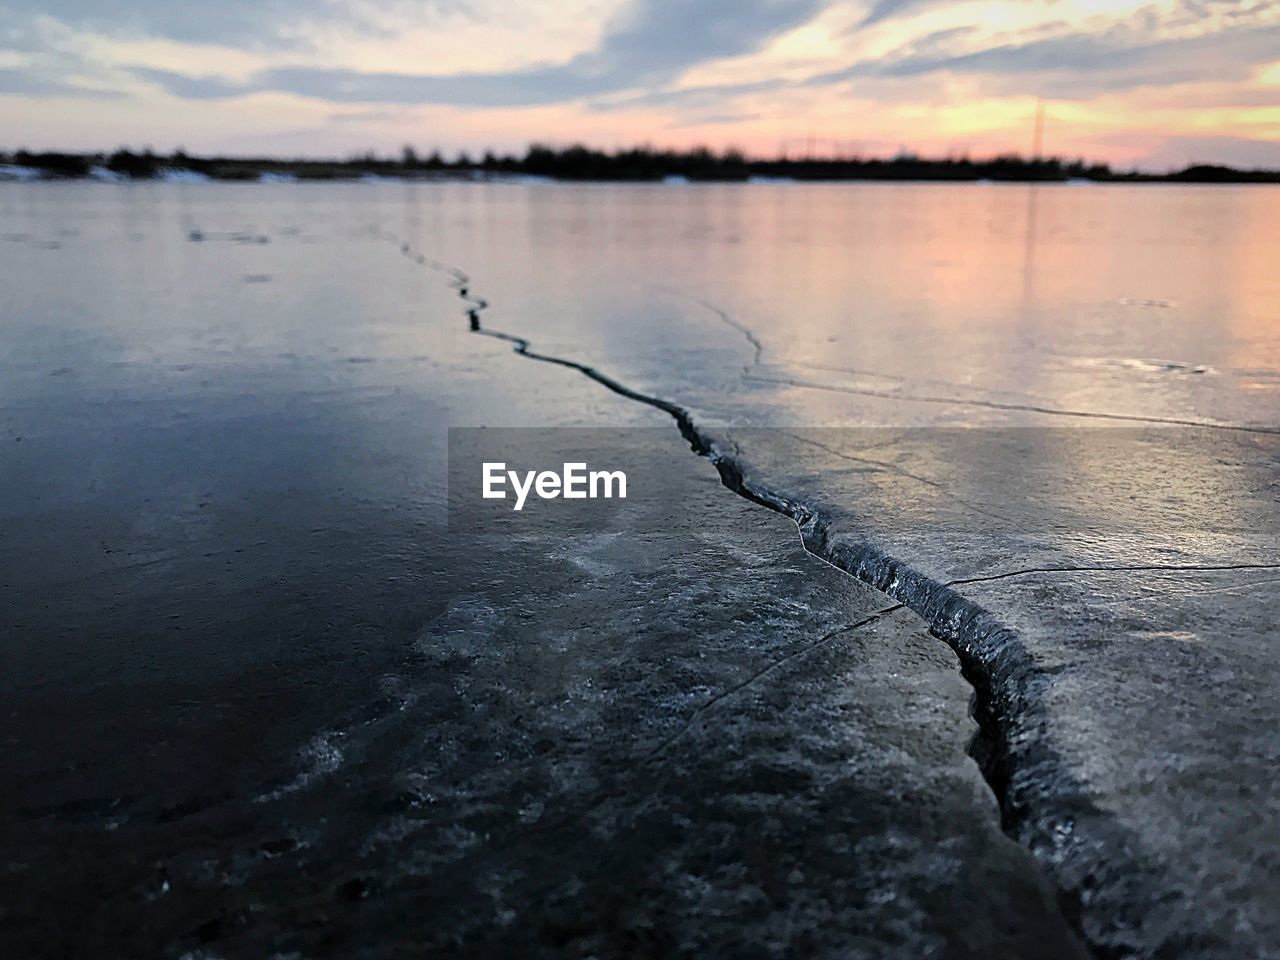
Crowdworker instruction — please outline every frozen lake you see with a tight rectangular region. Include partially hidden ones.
[1,180,1277,958]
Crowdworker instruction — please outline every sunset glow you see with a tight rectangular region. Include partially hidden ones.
[3,0,1278,169]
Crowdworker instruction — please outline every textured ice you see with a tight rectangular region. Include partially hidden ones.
[2,180,1277,959]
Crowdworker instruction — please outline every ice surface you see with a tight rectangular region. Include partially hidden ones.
[2,180,1278,958]
[382,180,1280,957]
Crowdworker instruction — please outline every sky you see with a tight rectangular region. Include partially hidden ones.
[2,0,1278,169]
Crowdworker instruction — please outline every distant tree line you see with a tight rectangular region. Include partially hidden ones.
[2,144,1278,184]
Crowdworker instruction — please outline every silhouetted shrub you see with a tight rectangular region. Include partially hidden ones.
[107,149,159,178]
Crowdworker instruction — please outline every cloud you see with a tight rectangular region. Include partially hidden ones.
[130,0,827,105]
[586,79,786,113]
[130,68,247,99]
[123,0,1280,111]
[818,19,1280,98]
[859,0,939,27]
[0,67,123,98]
[591,0,824,77]
[4,0,1278,164]
[1,0,402,48]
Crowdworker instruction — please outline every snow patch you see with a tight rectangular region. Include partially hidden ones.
[0,164,42,181]
[156,168,211,183]
[87,166,127,183]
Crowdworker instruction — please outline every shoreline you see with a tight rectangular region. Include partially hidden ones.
[5,168,1280,187]
[5,153,1279,187]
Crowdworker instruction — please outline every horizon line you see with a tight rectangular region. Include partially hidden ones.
[6,141,1280,180]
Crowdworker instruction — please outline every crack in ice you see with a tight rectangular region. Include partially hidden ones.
[948,562,1280,587]
[383,231,1193,958]
[745,372,1280,435]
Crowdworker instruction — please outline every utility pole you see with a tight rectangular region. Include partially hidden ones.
[1032,98,1046,161]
